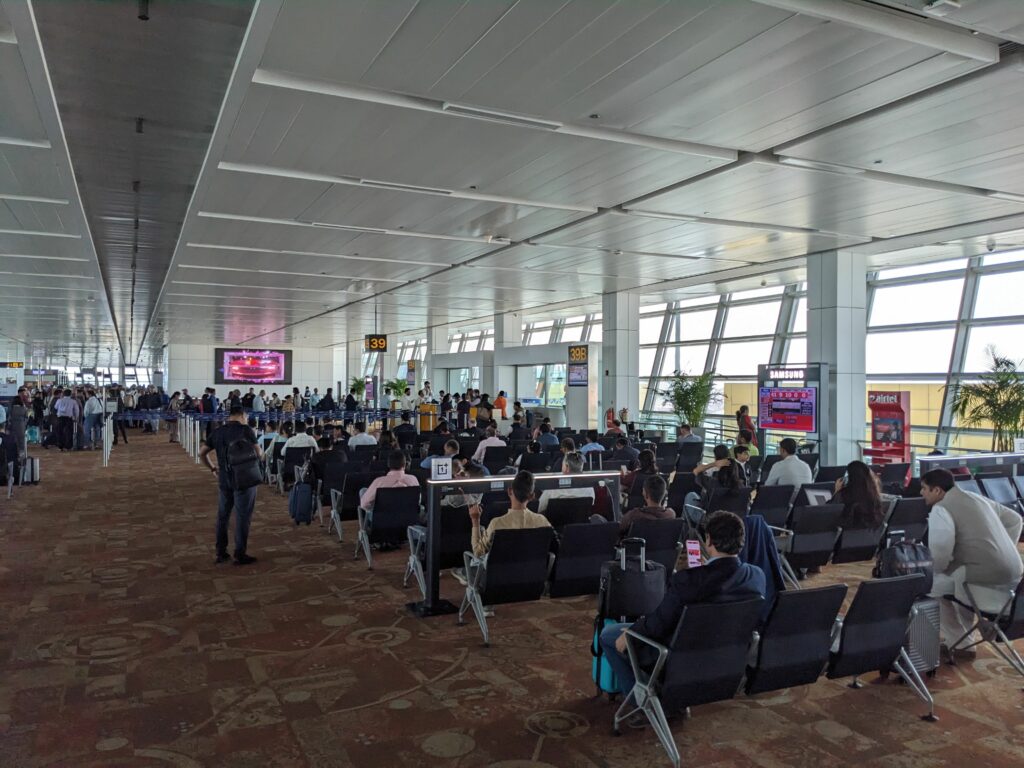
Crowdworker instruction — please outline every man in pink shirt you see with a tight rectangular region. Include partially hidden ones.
[359,450,420,525]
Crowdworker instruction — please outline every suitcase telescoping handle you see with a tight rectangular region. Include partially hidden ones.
[619,537,646,570]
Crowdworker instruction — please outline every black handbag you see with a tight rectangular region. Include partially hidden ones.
[873,533,933,594]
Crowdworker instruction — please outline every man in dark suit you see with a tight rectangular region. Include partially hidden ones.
[599,511,765,697]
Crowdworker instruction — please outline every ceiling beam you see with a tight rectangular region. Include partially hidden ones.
[749,0,999,62]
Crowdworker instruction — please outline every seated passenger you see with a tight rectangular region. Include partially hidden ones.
[736,429,759,457]
[472,426,506,463]
[921,469,1023,655]
[621,449,657,492]
[508,413,528,441]
[599,511,766,697]
[420,439,460,470]
[393,412,417,444]
[348,422,377,447]
[604,419,624,436]
[763,437,812,492]
[618,474,675,534]
[538,452,595,513]
[282,421,318,455]
[536,422,559,448]
[829,460,884,529]
[359,450,419,524]
[610,436,640,465]
[579,429,604,455]
[468,470,551,557]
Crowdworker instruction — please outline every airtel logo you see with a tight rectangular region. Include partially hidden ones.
[869,393,899,405]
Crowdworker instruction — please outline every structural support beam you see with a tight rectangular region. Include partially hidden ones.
[937,255,983,449]
[749,0,999,63]
[602,292,640,423]
[494,312,522,349]
[807,250,867,465]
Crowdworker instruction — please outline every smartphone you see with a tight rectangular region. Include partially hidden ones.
[685,540,702,568]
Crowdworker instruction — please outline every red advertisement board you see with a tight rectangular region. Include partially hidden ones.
[758,386,817,432]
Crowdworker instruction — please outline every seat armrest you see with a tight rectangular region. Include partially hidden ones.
[624,629,670,687]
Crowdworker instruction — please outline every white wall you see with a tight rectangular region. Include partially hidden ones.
[166,344,339,400]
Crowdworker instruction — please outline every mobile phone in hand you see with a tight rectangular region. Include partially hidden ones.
[685,540,702,568]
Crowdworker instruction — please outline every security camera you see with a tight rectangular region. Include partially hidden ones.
[986,238,996,252]
[760,279,768,287]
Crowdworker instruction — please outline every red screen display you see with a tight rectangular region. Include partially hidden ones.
[758,386,817,433]
[215,348,292,385]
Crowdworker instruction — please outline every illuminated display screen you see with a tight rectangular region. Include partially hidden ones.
[215,348,292,385]
[758,386,817,433]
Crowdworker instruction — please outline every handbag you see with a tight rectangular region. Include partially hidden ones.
[873,532,933,594]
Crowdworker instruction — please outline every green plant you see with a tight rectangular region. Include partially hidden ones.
[948,346,1024,452]
[659,369,721,428]
[382,378,410,399]
[348,376,365,398]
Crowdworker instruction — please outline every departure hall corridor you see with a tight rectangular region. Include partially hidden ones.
[1,437,1022,768]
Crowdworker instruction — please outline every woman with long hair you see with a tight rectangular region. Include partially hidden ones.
[736,404,757,447]
[622,448,657,492]
[831,460,884,528]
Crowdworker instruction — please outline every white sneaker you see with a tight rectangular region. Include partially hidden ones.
[452,568,468,587]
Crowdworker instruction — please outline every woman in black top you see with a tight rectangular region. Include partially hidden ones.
[830,460,884,528]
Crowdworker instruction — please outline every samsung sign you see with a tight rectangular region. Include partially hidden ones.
[766,368,807,380]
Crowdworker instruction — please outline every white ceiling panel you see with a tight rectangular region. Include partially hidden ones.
[637,161,1024,238]
[259,0,983,151]
[224,85,730,209]
[780,62,1024,194]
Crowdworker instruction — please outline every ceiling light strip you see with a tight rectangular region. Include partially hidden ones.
[0,253,87,262]
[0,136,49,149]
[0,228,81,239]
[195,210,510,245]
[0,192,68,205]
[216,161,596,214]
[186,241,451,268]
[251,69,736,162]
[177,263,403,282]
[172,280,368,294]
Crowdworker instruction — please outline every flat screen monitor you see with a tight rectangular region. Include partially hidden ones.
[567,362,588,387]
[215,348,292,385]
[758,386,817,433]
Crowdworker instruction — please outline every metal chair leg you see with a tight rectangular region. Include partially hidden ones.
[894,648,937,722]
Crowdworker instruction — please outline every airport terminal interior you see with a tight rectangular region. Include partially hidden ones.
[3,1,1024,766]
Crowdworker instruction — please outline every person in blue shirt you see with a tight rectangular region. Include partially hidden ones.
[579,429,604,455]
[537,423,559,448]
[420,438,460,470]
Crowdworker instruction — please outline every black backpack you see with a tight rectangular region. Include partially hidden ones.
[227,439,263,490]
[873,533,933,594]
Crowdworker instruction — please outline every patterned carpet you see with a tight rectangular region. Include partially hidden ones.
[1,434,1023,768]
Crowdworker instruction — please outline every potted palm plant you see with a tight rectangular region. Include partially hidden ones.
[349,376,366,400]
[659,369,721,437]
[948,346,1024,452]
[383,378,409,405]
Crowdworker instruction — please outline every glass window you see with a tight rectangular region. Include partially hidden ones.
[714,340,773,376]
[640,315,664,344]
[786,336,806,365]
[561,324,583,342]
[870,279,963,325]
[792,298,807,334]
[566,315,587,324]
[678,308,717,341]
[866,329,955,374]
[879,258,967,279]
[660,345,708,375]
[723,301,780,338]
[481,334,495,350]
[588,322,602,342]
[546,364,567,407]
[449,334,462,353]
[984,250,1024,266]
[677,295,720,308]
[974,271,1024,319]
[641,303,668,313]
[964,324,1024,372]
[640,347,657,377]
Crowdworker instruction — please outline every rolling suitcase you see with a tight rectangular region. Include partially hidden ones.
[904,597,941,677]
[591,538,667,697]
[289,480,314,525]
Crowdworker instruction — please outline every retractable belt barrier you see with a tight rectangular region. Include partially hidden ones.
[409,472,623,618]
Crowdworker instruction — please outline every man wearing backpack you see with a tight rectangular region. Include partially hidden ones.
[200,405,264,566]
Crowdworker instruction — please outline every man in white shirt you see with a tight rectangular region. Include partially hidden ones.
[252,390,266,412]
[282,422,318,456]
[921,469,1023,654]
[83,389,105,450]
[472,426,506,463]
[359,450,420,524]
[537,452,595,513]
[763,438,812,494]
[348,422,377,447]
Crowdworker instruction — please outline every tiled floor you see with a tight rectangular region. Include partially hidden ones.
[1,433,1023,767]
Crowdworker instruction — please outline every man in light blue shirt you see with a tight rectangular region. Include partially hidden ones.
[579,430,605,455]
[677,424,702,444]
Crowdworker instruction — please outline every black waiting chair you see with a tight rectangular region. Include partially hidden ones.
[280,446,313,492]
[616,598,764,768]
[482,445,510,475]
[268,441,285,487]
[797,452,819,474]
[519,452,549,473]
[815,465,846,483]
[481,498,511,528]
[543,496,595,532]
[626,472,658,511]
[750,484,794,528]
[627,518,686,577]
[954,476,982,495]
[880,462,910,493]
[831,522,886,564]
[782,504,843,578]
[405,505,473,599]
[351,445,377,465]
[547,522,619,598]
[602,458,630,473]
[746,454,763,480]
[705,485,752,516]
[318,460,350,530]
[745,585,849,695]
[676,442,704,472]
[792,481,836,508]
[655,443,679,474]
[1013,475,1024,502]
[978,476,1019,508]
[354,486,422,569]
[458,526,556,645]
[826,574,936,721]
[666,473,698,516]
[428,435,449,455]
[947,577,1024,679]
[882,497,929,546]
[340,470,385,518]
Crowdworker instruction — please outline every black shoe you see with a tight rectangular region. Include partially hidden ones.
[215,553,231,564]
[234,554,257,566]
